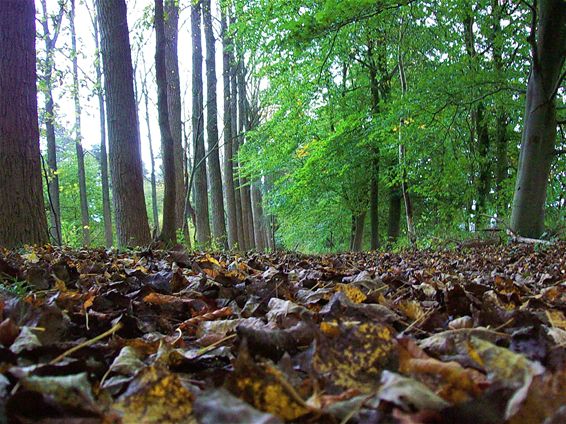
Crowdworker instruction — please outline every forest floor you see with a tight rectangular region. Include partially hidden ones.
[0,243,565,423]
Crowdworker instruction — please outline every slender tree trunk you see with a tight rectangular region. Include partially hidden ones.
[164,0,185,230]
[511,0,565,237]
[142,83,160,234]
[0,0,49,248]
[155,0,177,244]
[230,33,245,250]
[39,0,64,245]
[221,11,238,249]
[463,13,491,225]
[352,211,366,252]
[398,27,416,246]
[70,0,90,246]
[203,0,228,248]
[92,8,113,246]
[491,0,509,204]
[191,1,211,246]
[237,61,255,249]
[251,183,266,251]
[368,48,381,251]
[387,187,401,243]
[96,0,150,247]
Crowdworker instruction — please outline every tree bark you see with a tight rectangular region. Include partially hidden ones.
[352,211,366,252]
[164,0,185,230]
[491,0,509,201]
[203,0,228,248]
[463,13,491,225]
[387,187,402,243]
[251,183,266,251]
[237,60,255,250]
[229,27,245,250]
[0,0,49,248]
[155,0,177,244]
[142,80,160,234]
[511,0,566,237]
[96,0,151,247]
[221,11,238,249]
[92,8,113,247]
[70,0,91,246]
[191,1,212,246]
[398,27,416,246]
[39,0,64,245]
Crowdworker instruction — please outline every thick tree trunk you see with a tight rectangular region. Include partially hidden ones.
[39,0,63,245]
[203,0,228,248]
[155,0,177,244]
[164,0,185,230]
[237,61,256,250]
[70,0,91,246]
[221,11,238,250]
[96,0,150,247]
[511,0,565,237]
[93,11,113,247]
[191,1,212,246]
[0,0,49,247]
[387,187,402,243]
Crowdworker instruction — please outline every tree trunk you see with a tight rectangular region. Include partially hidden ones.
[155,0,177,244]
[511,0,565,237]
[0,0,49,247]
[387,187,401,243]
[143,82,160,234]
[221,11,238,250]
[237,60,255,250]
[164,0,185,230]
[369,170,379,250]
[70,0,91,246]
[230,32,245,250]
[96,0,151,247]
[191,1,211,246]
[491,0,509,202]
[93,10,113,247]
[251,183,266,251]
[39,0,63,245]
[203,0,228,248]
[398,29,416,245]
[352,211,366,252]
[463,12,491,225]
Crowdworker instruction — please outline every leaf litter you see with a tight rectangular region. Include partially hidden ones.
[0,243,564,423]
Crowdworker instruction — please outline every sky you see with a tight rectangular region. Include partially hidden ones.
[38,0,226,175]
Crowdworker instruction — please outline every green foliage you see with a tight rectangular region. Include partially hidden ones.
[233,0,564,252]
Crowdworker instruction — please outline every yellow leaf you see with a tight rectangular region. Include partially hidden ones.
[335,284,367,304]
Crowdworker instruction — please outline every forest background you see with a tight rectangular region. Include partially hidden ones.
[30,0,565,252]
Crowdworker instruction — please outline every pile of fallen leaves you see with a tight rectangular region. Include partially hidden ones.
[0,243,564,423]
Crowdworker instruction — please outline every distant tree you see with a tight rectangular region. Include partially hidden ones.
[96,0,150,246]
[203,0,228,248]
[191,0,212,246]
[221,10,239,249]
[89,1,114,246]
[164,0,185,231]
[155,0,177,244]
[70,0,91,246]
[0,0,49,247]
[38,0,65,245]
